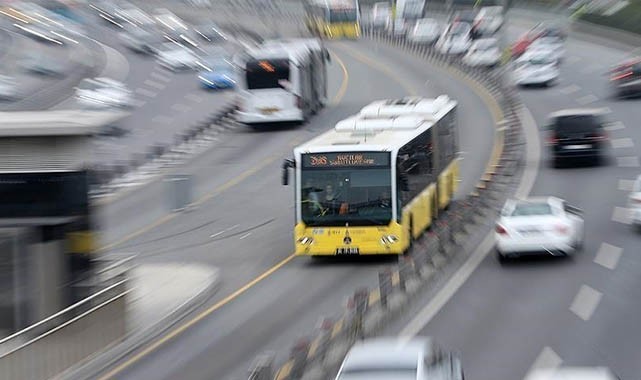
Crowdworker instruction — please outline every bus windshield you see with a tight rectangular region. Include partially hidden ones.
[329,9,358,22]
[301,167,392,227]
[245,58,290,90]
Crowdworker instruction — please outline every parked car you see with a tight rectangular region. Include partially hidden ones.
[371,2,391,29]
[407,18,441,44]
[335,337,464,380]
[463,37,501,67]
[496,196,584,263]
[473,6,504,35]
[436,22,472,55]
[75,77,134,108]
[544,108,609,167]
[513,50,560,87]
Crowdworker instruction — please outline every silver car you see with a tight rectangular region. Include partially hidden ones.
[335,337,464,380]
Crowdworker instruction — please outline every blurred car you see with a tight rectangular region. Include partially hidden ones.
[119,25,165,55]
[75,77,133,108]
[496,196,584,262]
[389,18,409,36]
[628,174,641,229]
[371,2,391,29]
[544,108,609,167]
[198,57,236,89]
[462,37,501,67]
[407,18,441,44]
[513,51,559,87]
[452,9,477,25]
[435,22,472,55]
[512,21,567,57]
[527,36,565,62]
[473,6,503,35]
[193,22,228,43]
[334,337,464,380]
[609,57,641,98]
[156,42,201,71]
[0,75,17,100]
[19,52,66,77]
[524,367,620,380]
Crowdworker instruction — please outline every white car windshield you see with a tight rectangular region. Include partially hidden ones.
[511,203,553,216]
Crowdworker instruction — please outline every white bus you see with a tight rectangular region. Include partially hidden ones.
[236,38,330,126]
[282,96,460,256]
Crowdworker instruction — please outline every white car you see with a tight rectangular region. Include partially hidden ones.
[335,337,464,380]
[527,36,565,62]
[495,196,584,262]
[389,18,408,36]
[462,37,501,67]
[75,77,133,108]
[371,2,391,29]
[408,18,441,44]
[156,42,201,71]
[628,174,641,228]
[0,75,17,100]
[473,6,504,35]
[435,22,472,55]
[513,52,560,86]
[525,367,620,380]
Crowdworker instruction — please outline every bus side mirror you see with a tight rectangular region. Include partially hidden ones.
[282,159,295,186]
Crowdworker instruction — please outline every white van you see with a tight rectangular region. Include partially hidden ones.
[236,39,329,126]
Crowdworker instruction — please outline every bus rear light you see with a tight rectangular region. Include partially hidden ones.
[295,95,303,109]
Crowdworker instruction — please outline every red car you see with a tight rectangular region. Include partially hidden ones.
[512,22,568,57]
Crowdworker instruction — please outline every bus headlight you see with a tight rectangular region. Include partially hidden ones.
[380,235,399,245]
[297,236,314,245]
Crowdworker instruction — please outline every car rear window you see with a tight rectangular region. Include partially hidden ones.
[511,203,552,216]
[554,114,602,135]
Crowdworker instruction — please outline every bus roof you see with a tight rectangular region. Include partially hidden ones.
[294,96,457,155]
[246,42,317,65]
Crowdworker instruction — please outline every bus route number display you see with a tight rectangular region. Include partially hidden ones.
[303,152,389,168]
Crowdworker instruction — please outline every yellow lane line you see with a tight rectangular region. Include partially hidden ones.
[330,50,349,105]
[97,253,296,380]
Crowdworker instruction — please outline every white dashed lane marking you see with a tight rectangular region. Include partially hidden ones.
[523,346,563,380]
[559,84,581,94]
[185,94,203,103]
[618,179,636,191]
[570,285,602,321]
[594,243,623,270]
[151,115,172,124]
[171,103,192,112]
[604,121,625,131]
[144,79,166,90]
[610,137,634,149]
[150,71,172,83]
[135,88,158,98]
[612,206,631,224]
[576,94,598,105]
[239,232,252,240]
[616,156,640,168]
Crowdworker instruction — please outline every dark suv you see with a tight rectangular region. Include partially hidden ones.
[610,58,641,98]
[545,109,609,167]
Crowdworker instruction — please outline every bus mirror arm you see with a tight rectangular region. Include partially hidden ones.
[282,159,295,186]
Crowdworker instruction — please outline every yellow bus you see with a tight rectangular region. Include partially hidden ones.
[282,96,460,256]
[304,0,361,39]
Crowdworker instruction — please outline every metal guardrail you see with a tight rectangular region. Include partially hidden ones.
[0,279,129,380]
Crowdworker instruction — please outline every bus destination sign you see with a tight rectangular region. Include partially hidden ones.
[303,152,389,168]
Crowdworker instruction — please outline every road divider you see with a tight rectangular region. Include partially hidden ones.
[247,29,527,380]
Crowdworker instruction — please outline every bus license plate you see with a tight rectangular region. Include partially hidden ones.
[336,247,359,255]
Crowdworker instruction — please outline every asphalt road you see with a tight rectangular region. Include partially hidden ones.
[88,18,497,380]
[383,15,641,380]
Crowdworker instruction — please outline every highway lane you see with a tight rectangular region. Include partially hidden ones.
[383,16,641,380]
[90,33,498,380]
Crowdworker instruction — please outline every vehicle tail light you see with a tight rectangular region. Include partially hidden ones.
[611,71,632,81]
[555,224,569,235]
[589,131,608,141]
[495,224,508,235]
[547,132,558,145]
[295,95,303,109]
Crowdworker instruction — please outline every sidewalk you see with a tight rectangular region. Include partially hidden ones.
[63,262,220,380]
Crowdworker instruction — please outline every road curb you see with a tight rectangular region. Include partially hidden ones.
[248,30,527,380]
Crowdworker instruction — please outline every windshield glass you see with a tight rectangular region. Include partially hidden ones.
[511,202,552,216]
[554,114,602,135]
[300,153,392,226]
[245,58,289,90]
[329,9,357,22]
